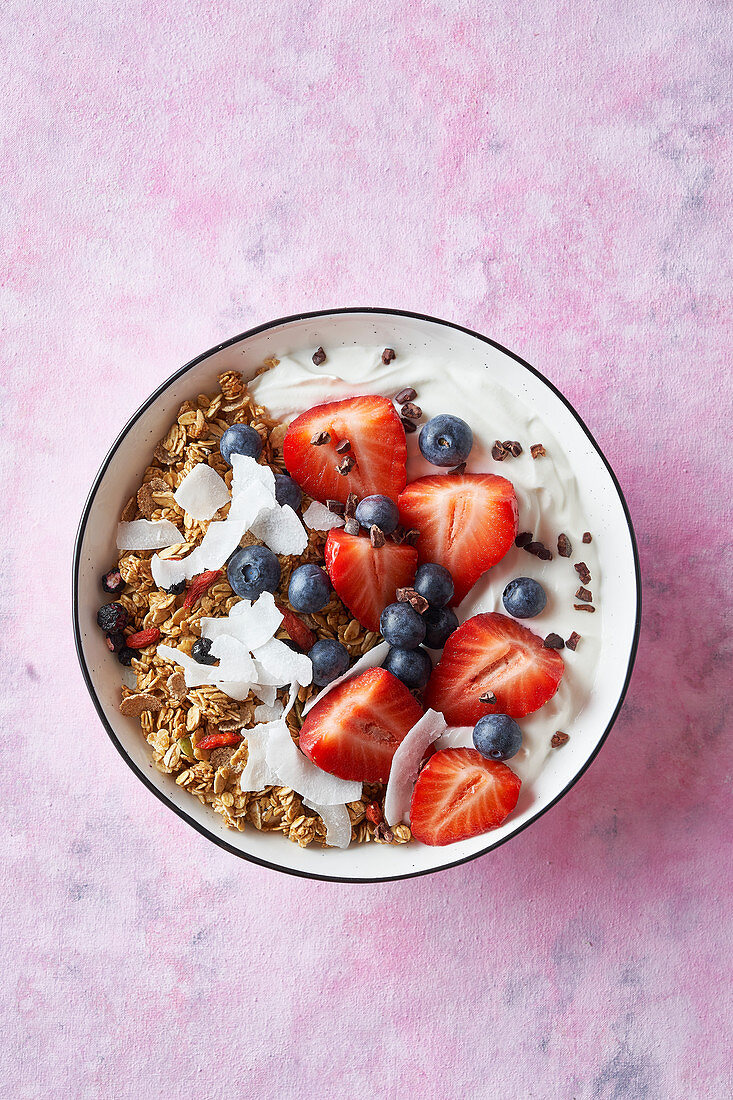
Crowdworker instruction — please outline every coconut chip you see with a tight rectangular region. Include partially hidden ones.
[384,709,447,826]
[119,693,163,717]
[173,463,231,521]
[253,701,284,724]
[116,519,183,551]
[265,722,361,805]
[250,504,308,557]
[209,635,256,683]
[303,799,352,849]
[240,722,281,792]
[434,725,474,751]
[252,638,313,688]
[302,501,345,531]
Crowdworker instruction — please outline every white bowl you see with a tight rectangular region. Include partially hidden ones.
[73,309,641,882]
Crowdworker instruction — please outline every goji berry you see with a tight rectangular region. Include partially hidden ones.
[197,730,242,752]
[365,802,383,825]
[183,570,222,610]
[276,602,316,651]
[125,627,161,649]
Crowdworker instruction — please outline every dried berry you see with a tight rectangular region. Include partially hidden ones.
[96,602,128,633]
[165,579,186,596]
[183,570,222,611]
[105,632,125,652]
[117,647,135,666]
[365,802,383,825]
[125,627,161,649]
[101,569,124,595]
[197,730,242,752]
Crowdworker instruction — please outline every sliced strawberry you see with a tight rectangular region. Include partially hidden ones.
[398,473,518,605]
[299,667,424,782]
[410,747,521,845]
[324,528,418,632]
[283,395,407,505]
[276,602,317,651]
[424,612,564,724]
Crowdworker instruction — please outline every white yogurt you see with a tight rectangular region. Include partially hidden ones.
[249,346,601,793]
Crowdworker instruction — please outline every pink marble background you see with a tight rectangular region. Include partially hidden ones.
[2,1,731,1096]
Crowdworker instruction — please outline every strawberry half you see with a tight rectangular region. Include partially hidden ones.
[299,667,424,782]
[410,748,521,845]
[283,395,407,505]
[398,473,518,605]
[324,528,418,632]
[424,612,564,724]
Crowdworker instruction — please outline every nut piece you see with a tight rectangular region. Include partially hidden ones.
[575,586,593,603]
[312,347,326,365]
[557,533,572,557]
[503,440,523,457]
[530,443,546,459]
[395,387,417,405]
[574,562,592,584]
[543,633,565,650]
[479,690,497,704]
[396,587,429,613]
[310,430,330,446]
[344,517,360,536]
[492,440,508,461]
[401,417,417,434]
[551,731,570,748]
[382,349,397,365]
[167,672,187,701]
[335,438,351,455]
[582,531,592,543]
[337,456,356,475]
[370,525,386,548]
[565,631,581,651]
[119,693,163,717]
[400,401,422,420]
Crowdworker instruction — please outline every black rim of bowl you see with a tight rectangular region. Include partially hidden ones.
[72,307,642,884]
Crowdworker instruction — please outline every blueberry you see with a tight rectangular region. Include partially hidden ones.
[219,423,263,465]
[308,638,350,686]
[383,646,432,690]
[414,562,454,608]
[354,494,400,534]
[380,602,426,649]
[502,577,547,618]
[227,545,281,599]
[96,602,128,633]
[418,414,473,467]
[288,563,331,613]
[117,647,134,666]
[472,714,522,761]
[191,637,217,665]
[423,606,459,649]
[274,473,303,512]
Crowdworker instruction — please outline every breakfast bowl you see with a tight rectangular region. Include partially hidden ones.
[72,308,641,883]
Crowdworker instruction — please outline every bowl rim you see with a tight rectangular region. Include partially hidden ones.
[72,307,642,884]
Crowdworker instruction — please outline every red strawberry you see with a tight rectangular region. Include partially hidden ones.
[276,602,317,651]
[424,612,564,724]
[410,748,521,845]
[398,473,518,605]
[299,667,424,782]
[324,528,418,632]
[283,395,407,505]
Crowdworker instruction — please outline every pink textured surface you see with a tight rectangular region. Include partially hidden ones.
[2,2,731,1097]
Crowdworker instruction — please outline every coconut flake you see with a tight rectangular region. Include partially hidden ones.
[434,725,474,751]
[303,501,345,531]
[240,722,281,791]
[198,479,273,567]
[303,799,352,849]
[231,453,276,497]
[254,701,284,724]
[215,681,255,702]
[384,709,448,826]
[117,519,183,550]
[253,638,312,688]
[173,463,230,521]
[250,504,308,556]
[302,641,389,715]
[120,667,138,690]
[254,685,277,707]
[156,644,219,687]
[265,722,361,805]
[223,592,283,651]
[209,635,256,683]
[150,554,189,590]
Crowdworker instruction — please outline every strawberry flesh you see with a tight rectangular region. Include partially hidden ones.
[283,395,407,505]
[398,473,518,605]
[425,612,564,724]
[324,529,418,632]
[410,747,521,845]
[299,667,424,782]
